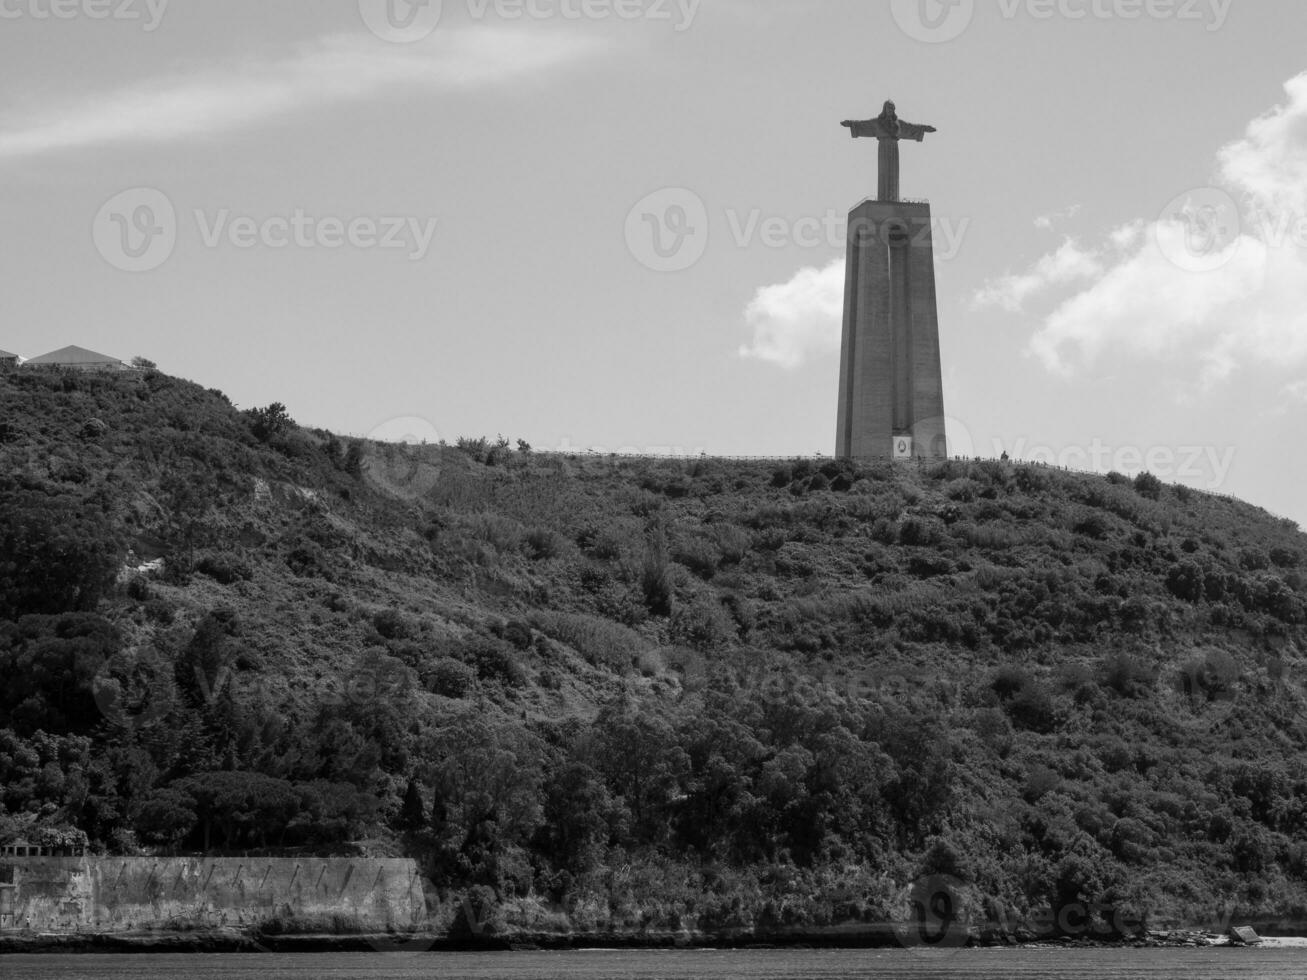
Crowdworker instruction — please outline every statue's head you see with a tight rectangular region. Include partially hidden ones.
[883,100,897,116]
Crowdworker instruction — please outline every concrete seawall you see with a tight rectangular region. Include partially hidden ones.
[0,857,425,934]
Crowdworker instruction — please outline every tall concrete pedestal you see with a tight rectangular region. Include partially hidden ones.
[835,199,947,460]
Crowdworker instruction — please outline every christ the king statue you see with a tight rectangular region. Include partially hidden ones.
[841,100,936,202]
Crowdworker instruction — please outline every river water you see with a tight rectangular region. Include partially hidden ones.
[2,948,1305,980]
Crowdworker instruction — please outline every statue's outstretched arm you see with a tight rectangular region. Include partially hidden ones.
[842,119,885,139]
[897,121,937,142]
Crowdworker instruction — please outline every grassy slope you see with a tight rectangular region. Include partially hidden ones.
[3,366,1307,936]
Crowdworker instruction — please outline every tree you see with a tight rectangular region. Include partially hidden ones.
[425,717,545,882]
[158,470,214,575]
[344,441,366,476]
[0,481,121,619]
[400,778,426,832]
[174,771,300,850]
[135,787,198,850]
[131,356,157,370]
[0,614,121,735]
[248,402,294,442]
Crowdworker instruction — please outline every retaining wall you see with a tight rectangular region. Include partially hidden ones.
[0,857,424,934]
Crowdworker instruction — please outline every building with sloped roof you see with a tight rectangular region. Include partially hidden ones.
[24,345,126,372]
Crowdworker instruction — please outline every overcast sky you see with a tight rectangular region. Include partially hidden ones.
[2,0,1306,526]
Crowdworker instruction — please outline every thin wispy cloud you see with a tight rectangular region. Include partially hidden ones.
[0,29,602,162]
[1033,204,1081,231]
[971,238,1103,313]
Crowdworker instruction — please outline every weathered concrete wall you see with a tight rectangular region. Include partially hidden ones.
[0,857,424,934]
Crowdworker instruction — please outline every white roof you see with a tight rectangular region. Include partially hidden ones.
[25,345,123,366]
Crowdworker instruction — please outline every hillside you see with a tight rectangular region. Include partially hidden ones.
[3,365,1307,943]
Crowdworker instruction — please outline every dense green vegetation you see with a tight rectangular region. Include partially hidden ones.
[2,366,1307,940]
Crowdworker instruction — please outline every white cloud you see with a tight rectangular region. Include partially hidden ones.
[739,258,844,369]
[1029,227,1281,382]
[972,239,1103,312]
[1013,71,1307,386]
[1034,204,1081,231]
[1108,220,1144,250]
[1218,72,1307,214]
[0,29,601,162]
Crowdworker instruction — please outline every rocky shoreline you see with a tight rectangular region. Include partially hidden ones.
[0,926,1274,955]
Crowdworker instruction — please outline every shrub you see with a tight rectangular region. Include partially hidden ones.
[456,637,525,687]
[373,608,416,641]
[496,620,534,650]
[641,539,673,615]
[1074,512,1111,540]
[669,596,736,652]
[1133,472,1163,500]
[1165,560,1205,602]
[530,611,646,670]
[1100,650,1155,698]
[248,402,294,442]
[672,536,722,579]
[195,553,253,585]
[712,524,752,565]
[425,658,476,699]
[991,665,1034,701]
[143,599,175,625]
[524,527,566,561]
[898,516,943,546]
